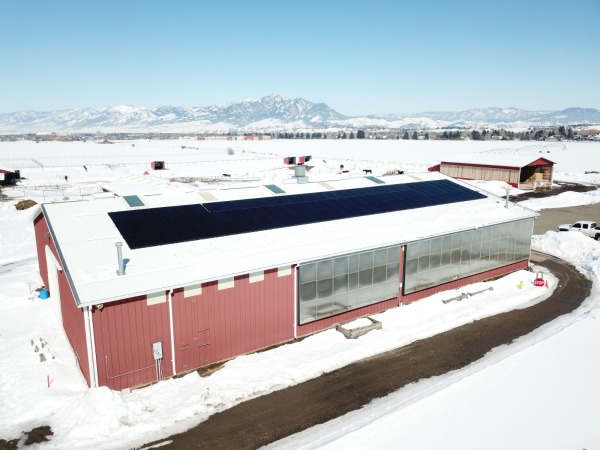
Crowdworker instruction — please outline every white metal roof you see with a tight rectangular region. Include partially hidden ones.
[441,153,555,169]
[40,173,537,308]
[101,175,190,196]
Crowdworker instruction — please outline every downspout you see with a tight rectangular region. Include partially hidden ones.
[89,306,99,388]
[84,306,99,388]
[399,246,405,306]
[167,289,176,377]
[293,266,298,339]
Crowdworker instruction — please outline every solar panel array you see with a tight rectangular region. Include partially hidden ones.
[108,180,486,250]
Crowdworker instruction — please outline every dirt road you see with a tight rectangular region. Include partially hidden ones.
[140,251,591,450]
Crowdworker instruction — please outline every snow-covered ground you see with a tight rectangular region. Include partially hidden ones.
[1,139,600,449]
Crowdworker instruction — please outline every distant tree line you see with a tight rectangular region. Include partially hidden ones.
[5,125,592,144]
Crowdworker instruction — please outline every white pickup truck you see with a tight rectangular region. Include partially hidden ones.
[557,220,600,239]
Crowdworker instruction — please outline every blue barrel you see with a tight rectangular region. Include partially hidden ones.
[39,289,49,299]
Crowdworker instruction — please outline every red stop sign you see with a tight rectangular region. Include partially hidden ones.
[534,278,545,287]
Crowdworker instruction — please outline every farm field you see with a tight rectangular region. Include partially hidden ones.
[1,139,600,449]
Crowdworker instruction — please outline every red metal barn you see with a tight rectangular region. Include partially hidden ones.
[438,154,554,189]
[33,173,537,391]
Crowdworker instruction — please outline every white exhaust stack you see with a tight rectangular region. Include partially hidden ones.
[504,188,511,208]
[116,242,124,275]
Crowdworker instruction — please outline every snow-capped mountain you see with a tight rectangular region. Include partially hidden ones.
[0,95,598,133]
[369,107,600,130]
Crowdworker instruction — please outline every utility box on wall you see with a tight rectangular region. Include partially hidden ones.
[152,342,163,360]
[151,161,165,170]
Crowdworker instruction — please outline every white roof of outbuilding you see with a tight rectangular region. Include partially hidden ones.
[40,172,537,307]
[441,153,555,169]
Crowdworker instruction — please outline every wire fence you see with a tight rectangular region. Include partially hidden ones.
[1,184,103,201]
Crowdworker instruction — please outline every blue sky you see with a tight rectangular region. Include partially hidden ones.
[1,0,598,115]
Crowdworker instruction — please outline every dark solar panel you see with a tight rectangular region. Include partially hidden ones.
[109,180,486,249]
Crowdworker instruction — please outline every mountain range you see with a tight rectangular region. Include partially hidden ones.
[0,94,599,134]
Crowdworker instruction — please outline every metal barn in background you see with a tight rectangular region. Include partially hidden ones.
[433,154,554,190]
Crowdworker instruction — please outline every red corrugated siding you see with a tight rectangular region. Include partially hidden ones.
[172,269,294,375]
[58,270,91,386]
[93,293,173,391]
[442,161,520,170]
[401,260,529,304]
[34,213,91,386]
[33,214,50,289]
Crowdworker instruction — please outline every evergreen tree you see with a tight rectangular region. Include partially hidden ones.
[357,130,366,139]
[412,131,418,140]
[402,131,409,140]
[424,132,429,140]
[558,126,566,137]
[349,131,355,139]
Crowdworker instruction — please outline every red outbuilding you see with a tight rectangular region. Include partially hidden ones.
[33,173,537,391]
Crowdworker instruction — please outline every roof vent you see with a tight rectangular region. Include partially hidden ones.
[504,188,511,208]
[115,242,125,276]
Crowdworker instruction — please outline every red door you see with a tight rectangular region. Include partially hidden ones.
[175,293,213,373]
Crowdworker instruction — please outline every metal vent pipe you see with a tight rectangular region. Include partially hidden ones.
[116,242,124,276]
